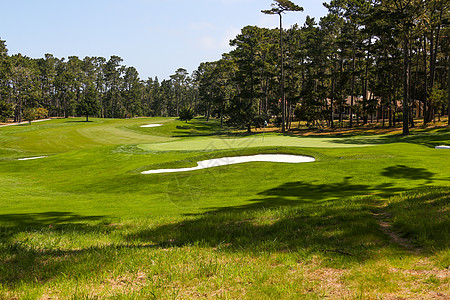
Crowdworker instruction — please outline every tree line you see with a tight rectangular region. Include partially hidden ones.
[1,0,449,134]
[0,44,200,123]
[196,0,449,134]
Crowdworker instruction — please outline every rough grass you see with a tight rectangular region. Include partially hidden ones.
[0,117,449,299]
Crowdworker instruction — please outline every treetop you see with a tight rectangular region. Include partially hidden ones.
[262,0,303,15]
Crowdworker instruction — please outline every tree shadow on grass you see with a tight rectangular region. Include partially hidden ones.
[64,120,94,123]
[381,165,435,182]
[0,212,105,227]
[0,165,443,287]
[126,163,441,258]
[126,159,445,258]
[125,178,413,262]
[327,128,450,147]
[258,178,403,201]
[171,120,266,138]
[0,212,111,287]
[170,119,228,138]
[1,186,446,288]
[384,187,450,250]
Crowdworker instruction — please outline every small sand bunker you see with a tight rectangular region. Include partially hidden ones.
[0,119,52,127]
[140,124,163,128]
[142,154,315,174]
[435,145,450,149]
[18,156,47,161]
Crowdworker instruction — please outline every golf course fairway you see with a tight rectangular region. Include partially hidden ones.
[0,117,448,299]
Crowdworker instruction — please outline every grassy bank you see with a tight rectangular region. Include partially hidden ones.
[0,118,448,299]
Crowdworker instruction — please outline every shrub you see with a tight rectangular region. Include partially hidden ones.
[23,108,37,124]
[35,107,48,119]
[179,107,195,123]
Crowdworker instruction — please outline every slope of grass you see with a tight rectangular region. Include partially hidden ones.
[1,118,176,155]
[0,118,449,299]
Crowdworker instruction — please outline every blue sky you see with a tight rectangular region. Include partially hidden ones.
[1,0,329,80]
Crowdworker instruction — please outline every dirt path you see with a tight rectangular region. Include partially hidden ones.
[371,207,422,253]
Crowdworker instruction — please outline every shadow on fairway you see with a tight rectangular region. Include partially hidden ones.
[0,212,112,286]
[64,120,95,123]
[170,119,264,138]
[381,165,435,182]
[126,175,441,261]
[172,124,230,137]
[1,185,447,287]
[0,211,105,226]
[327,127,450,147]
[384,187,450,250]
[127,158,448,259]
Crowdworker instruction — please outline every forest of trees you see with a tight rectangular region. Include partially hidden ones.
[0,0,449,135]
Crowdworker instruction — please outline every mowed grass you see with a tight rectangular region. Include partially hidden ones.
[0,118,177,155]
[0,117,449,299]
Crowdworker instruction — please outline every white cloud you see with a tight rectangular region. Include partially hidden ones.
[199,36,218,51]
[198,26,240,52]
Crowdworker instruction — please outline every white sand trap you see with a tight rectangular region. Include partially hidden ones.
[0,118,52,127]
[18,156,47,161]
[142,154,315,174]
[435,145,450,149]
[140,124,163,128]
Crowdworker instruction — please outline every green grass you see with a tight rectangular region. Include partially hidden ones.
[0,118,176,155]
[386,187,449,251]
[0,117,449,299]
[137,134,381,151]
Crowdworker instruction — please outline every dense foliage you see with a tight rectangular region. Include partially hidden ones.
[0,0,448,133]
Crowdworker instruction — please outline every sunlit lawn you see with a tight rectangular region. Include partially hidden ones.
[0,118,449,299]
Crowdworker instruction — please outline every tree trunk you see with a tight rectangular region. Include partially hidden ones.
[18,95,22,123]
[220,98,224,128]
[429,21,441,99]
[279,13,286,133]
[206,94,211,122]
[330,60,335,128]
[448,58,450,126]
[392,96,396,127]
[423,36,429,123]
[176,90,179,116]
[350,68,355,128]
[363,39,371,125]
[402,37,410,135]
[349,29,356,129]
[409,42,415,128]
[389,104,392,128]
[339,57,344,127]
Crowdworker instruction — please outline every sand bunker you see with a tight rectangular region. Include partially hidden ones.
[142,154,315,174]
[18,156,47,161]
[0,119,52,127]
[140,124,163,128]
[435,145,450,149]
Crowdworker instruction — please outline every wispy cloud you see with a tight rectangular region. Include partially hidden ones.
[198,27,240,51]
[199,36,217,51]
